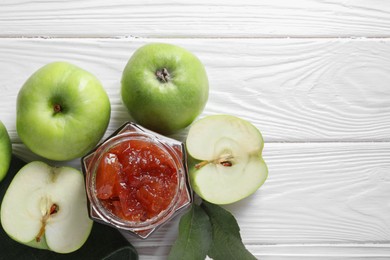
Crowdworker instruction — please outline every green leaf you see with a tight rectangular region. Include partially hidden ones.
[168,204,212,260]
[201,201,257,260]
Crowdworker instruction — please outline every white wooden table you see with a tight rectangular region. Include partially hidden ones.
[1,1,390,259]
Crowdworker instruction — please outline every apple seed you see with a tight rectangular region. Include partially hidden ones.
[220,161,233,167]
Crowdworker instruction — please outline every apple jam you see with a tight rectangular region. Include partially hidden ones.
[82,122,192,239]
[95,139,178,222]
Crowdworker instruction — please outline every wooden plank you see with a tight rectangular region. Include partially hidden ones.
[121,143,390,248]
[1,0,390,38]
[252,244,390,260]
[135,244,390,259]
[0,38,390,142]
[12,142,390,247]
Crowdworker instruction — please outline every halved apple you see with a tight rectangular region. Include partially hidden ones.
[0,161,93,253]
[186,115,268,205]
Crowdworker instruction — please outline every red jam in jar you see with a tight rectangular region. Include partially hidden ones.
[82,122,192,239]
[96,139,178,222]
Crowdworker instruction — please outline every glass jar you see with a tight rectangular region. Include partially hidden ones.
[82,122,192,239]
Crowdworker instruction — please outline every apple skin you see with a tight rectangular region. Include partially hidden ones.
[186,115,268,205]
[0,120,12,182]
[0,161,93,253]
[16,62,111,161]
[121,43,209,134]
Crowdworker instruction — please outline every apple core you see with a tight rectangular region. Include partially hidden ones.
[36,203,58,242]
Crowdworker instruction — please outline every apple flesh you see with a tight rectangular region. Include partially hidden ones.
[0,120,12,182]
[121,43,209,134]
[16,62,111,161]
[186,115,268,205]
[0,161,93,253]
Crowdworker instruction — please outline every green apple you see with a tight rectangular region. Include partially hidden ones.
[16,62,111,161]
[121,43,209,134]
[1,161,93,253]
[0,120,12,182]
[186,115,268,205]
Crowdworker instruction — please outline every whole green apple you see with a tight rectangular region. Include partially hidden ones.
[121,43,209,134]
[17,62,111,161]
[0,120,12,182]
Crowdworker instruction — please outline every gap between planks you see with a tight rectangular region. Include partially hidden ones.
[1,35,390,40]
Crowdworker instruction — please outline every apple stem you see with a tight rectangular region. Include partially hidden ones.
[36,204,58,242]
[156,68,170,83]
[195,154,234,169]
[195,160,209,169]
[53,104,62,114]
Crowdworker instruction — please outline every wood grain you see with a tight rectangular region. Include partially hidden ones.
[110,142,389,249]
[34,141,387,258]
[1,0,390,38]
[13,142,388,250]
[10,142,390,256]
[1,38,390,143]
[1,1,389,259]
[136,244,390,259]
[253,244,390,260]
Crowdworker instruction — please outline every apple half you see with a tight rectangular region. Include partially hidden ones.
[0,161,93,253]
[186,115,268,205]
